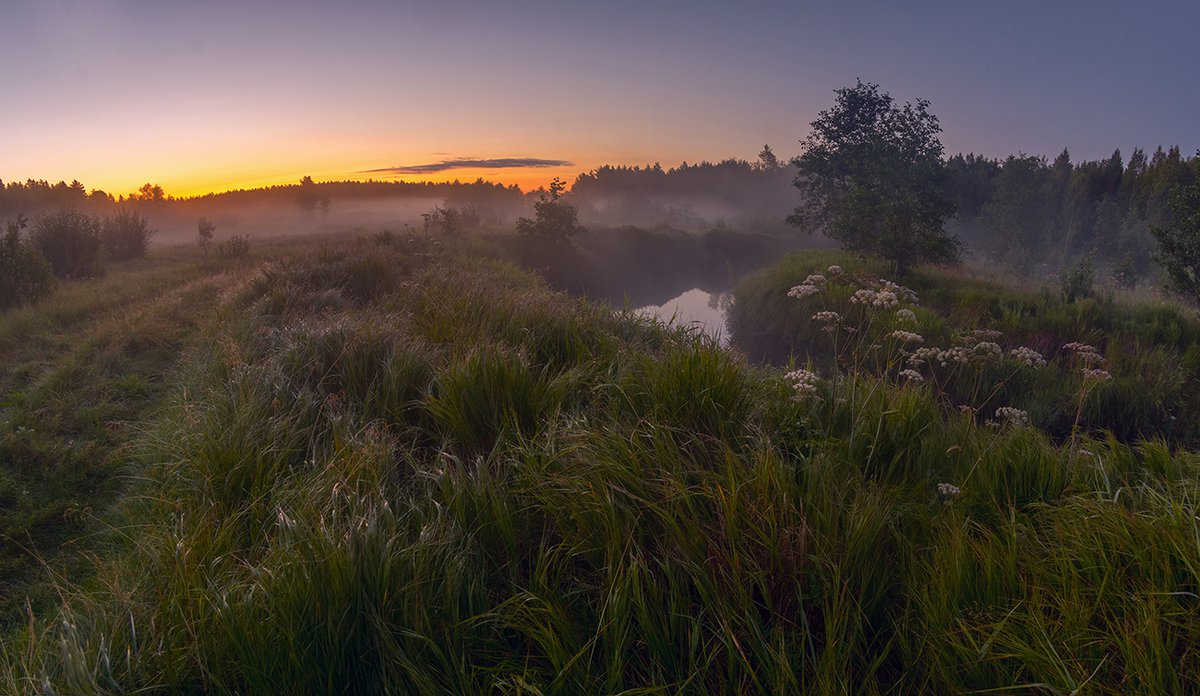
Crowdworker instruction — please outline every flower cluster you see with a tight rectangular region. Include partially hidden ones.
[994,406,1030,428]
[894,308,917,324]
[1009,346,1046,368]
[1082,367,1112,381]
[889,330,923,344]
[850,288,899,308]
[899,368,924,382]
[812,310,843,333]
[972,341,1002,359]
[785,368,821,400]
[936,482,961,498]
[826,264,844,277]
[787,283,821,298]
[1064,342,1106,366]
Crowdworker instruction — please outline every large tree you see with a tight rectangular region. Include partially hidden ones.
[789,80,958,275]
[1152,180,1200,310]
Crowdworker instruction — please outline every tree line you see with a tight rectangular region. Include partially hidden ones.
[945,145,1197,284]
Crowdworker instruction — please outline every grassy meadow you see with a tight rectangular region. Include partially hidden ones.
[2,233,1200,693]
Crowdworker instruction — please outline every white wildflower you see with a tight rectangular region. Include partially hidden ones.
[812,311,842,324]
[787,284,821,299]
[1064,342,1106,366]
[937,482,961,499]
[785,368,821,400]
[803,273,828,287]
[889,330,924,343]
[899,368,924,382]
[872,289,900,308]
[1009,346,1046,368]
[851,288,877,305]
[826,265,844,276]
[908,347,940,368]
[880,280,919,304]
[895,308,917,324]
[994,406,1030,428]
[1082,368,1112,381]
[939,346,971,366]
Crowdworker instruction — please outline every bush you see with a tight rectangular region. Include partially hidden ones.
[0,217,56,310]
[102,208,154,260]
[31,208,103,279]
[1059,255,1094,303]
[216,234,250,259]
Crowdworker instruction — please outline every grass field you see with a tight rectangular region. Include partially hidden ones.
[3,236,1200,693]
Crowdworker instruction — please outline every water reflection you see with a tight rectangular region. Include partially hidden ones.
[636,288,730,345]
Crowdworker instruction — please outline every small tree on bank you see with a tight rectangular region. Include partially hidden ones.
[1152,180,1200,310]
[789,80,959,276]
[516,178,585,244]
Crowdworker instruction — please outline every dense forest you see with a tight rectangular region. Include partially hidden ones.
[946,146,1200,283]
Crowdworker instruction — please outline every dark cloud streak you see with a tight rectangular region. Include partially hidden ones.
[363,157,573,175]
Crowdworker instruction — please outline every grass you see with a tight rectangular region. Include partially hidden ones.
[3,239,1200,693]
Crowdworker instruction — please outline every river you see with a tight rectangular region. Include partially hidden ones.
[636,288,731,345]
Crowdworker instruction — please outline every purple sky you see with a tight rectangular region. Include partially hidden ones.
[2,0,1196,196]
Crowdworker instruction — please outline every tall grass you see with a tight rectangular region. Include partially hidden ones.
[9,243,1200,693]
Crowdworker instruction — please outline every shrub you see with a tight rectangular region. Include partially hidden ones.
[197,217,216,255]
[217,234,250,259]
[31,208,104,279]
[0,216,56,310]
[101,208,154,260]
[1059,255,1094,303]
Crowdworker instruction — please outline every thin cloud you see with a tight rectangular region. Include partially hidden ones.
[362,157,573,175]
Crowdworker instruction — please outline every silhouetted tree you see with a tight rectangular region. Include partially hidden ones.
[757,144,780,171]
[134,183,166,202]
[516,177,585,244]
[789,80,958,275]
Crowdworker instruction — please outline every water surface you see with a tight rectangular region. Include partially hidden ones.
[636,288,730,345]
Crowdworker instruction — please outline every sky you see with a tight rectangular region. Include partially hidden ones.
[2,0,1197,198]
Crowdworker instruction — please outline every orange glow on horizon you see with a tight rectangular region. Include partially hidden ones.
[118,166,587,200]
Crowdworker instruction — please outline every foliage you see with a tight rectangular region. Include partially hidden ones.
[197,216,215,254]
[30,208,104,279]
[516,177,585,244]
[790,80,959,275]
[946,145,1197,283]
[1059,254,1095,303]
[422,205,481,237]
[0,216,55,310]
[101,207,154,260]
[1152,180,1200,309]
[216,233,250,259]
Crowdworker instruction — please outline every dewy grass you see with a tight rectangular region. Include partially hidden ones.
[8,240,1200,693]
